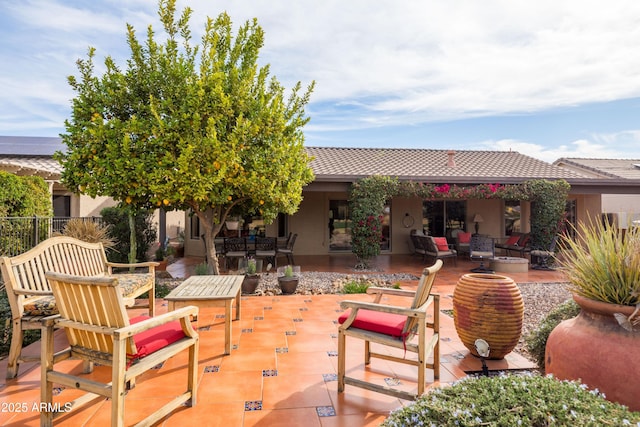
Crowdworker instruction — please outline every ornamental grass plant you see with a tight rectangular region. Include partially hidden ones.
[558,218,640,307]
[382,374,640,426]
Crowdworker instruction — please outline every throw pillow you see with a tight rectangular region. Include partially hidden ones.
[458,232,471,243]
[505,235,520,245]
[433,237,450,251]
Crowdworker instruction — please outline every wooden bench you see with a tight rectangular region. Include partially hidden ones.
[0,236,158,379]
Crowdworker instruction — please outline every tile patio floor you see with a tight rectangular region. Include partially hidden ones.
[0,254,567,426]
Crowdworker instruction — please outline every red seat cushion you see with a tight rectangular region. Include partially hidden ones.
[128,316,186,360]
[338,309,407,338]
[433,237,450,251]
[458,232,471,244]
[505,235,520,245]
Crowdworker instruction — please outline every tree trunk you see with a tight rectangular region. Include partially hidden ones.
[196,209,223,275]
[128,210,137,268]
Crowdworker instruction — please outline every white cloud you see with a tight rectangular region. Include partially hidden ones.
[488,137,639,163]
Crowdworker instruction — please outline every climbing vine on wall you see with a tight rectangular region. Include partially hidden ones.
[349,176,570,269]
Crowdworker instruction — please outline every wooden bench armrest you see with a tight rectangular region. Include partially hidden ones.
[114,306,199,339]
[340,300,425,317]
[366,287,416,298]
[13,289,53,296]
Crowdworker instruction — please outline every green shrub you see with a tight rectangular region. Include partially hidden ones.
[342,278,371,294]
[194,262,209,275]
[382,374,640,426]
[101,206,157,263]
[525,298,580,370]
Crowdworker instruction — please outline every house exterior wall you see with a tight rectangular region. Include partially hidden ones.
[572,194,602,225]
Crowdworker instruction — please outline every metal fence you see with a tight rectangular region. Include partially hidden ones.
[0,216,104,257]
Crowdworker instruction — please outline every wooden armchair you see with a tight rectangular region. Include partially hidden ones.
[337,259,442,400]
[41,272,199,427]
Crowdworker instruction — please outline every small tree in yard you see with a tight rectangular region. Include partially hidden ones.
[57,0,315,274]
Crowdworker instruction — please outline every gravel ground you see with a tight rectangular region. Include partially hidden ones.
[157,272,572,363]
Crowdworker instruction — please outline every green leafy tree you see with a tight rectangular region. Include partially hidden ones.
[57,0,315,274]
[0,172,52,255]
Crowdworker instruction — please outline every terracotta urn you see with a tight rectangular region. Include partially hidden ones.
[546,294,640,411]
[453,273,524,359]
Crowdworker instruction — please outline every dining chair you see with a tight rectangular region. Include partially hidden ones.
[223,237,248,270]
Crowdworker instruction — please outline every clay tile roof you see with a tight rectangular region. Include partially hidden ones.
[554,158,640,180]
[306,147,585,183]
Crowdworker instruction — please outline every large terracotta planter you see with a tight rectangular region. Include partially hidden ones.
[546,294,640,411]
[453,273,524,359]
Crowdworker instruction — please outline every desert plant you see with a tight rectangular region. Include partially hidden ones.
[342,278,371,294]
[382,374,640,426]
[194,262,209,276]
[56,218,116,250]
[559,218,640,323]
[245,258,257,275]
[525,298,580,369]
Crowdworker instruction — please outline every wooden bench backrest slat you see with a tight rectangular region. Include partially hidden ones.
[47,272,134,355]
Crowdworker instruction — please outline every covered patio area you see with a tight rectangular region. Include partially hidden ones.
[0,254,567,426]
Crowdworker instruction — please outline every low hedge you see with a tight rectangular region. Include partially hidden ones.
[383,373,640,426]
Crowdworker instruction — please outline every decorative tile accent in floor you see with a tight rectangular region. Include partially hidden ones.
[262,369,278,377]
[204,365,220,373]
[316,406,336,417]
[323,373,338,382]
[384,377,401,387]
[245,401,263,411]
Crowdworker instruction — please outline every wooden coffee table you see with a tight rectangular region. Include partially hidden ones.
[165,275,243,354]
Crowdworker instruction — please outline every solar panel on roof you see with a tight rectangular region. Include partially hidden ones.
[0,136,64,156]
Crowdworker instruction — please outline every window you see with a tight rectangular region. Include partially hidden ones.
[52,195,71,217]
[564,200,577,238]
[329,200,351,251]
[190,215,200,240]
[329,200,390,252]
[422,200,466,237]
[504,201,521,235]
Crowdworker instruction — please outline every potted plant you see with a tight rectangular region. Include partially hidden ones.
[545,218,640,411]
[277,265,300,294]
[154,246,168,271]
[242,258,260,294]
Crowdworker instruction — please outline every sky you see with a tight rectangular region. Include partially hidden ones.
[2,1,640,163]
